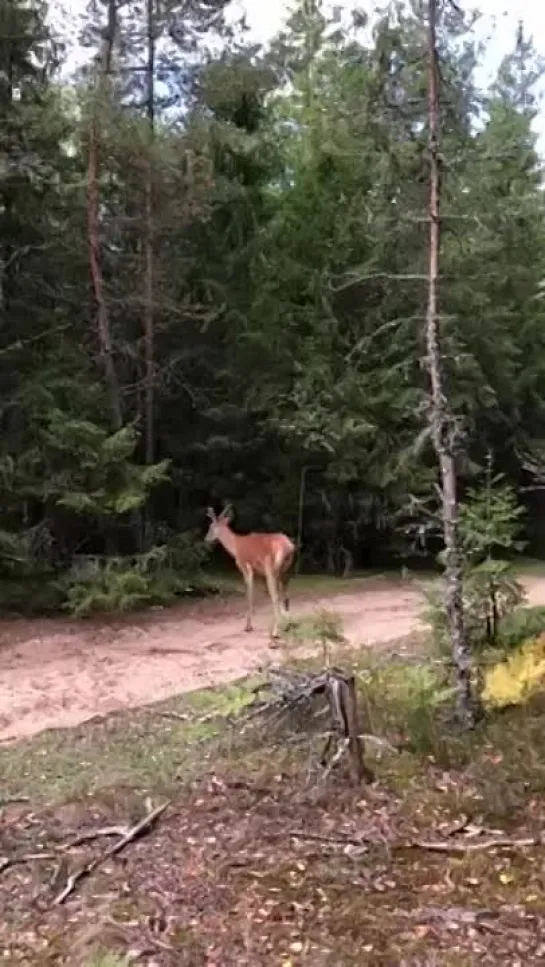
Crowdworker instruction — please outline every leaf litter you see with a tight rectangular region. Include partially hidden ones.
[2,753,545,966]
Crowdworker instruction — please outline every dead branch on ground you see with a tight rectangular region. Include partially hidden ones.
[53,800,169,905]
[288,826,545,854]
[62,824,132,849]
[0,852,57,874]
[410,833,544,853]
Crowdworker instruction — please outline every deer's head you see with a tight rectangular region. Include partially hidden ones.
[205,504,233,543]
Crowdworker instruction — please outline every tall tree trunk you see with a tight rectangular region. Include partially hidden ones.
[0,38,14,318]
[143,0,155,466]
[87,0,123,431]
[425,0,479,727]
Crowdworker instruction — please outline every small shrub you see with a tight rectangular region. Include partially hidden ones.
[458,461,526,646]
[458,473,525,561]
[160,528,210,573]
[497,605,545,651]
[424,460,526,651]
[358,658,457,759]
[462,560,525,647]
[0,522,66,615]
[281,609,346,665]
[63,536,215,617]
[482,635,545,709]
[0,575,65,614]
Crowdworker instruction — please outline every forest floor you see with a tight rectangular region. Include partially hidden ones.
[2,569,545,745]
[3,626,545,965]
[3,568,545,964]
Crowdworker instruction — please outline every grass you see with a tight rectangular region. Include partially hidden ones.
[208,566,401,598]
[513,556,545,576]
[0,681,258,806]
[3,640,545,965]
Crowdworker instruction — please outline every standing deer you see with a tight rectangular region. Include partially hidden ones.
[204,504,295,640]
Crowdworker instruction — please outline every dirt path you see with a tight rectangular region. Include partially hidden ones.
[2,574,545,745]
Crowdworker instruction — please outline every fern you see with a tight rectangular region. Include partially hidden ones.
[62,537,214,617]
[482,636,545,708]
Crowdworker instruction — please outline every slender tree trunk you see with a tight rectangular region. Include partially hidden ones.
[87,0,123,431]
[295,464,307,574]
[425,0,479,727]
[0,43,14,317]
[143,0,155,466]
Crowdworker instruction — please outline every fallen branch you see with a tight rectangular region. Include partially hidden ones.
[0,823,154,877]
[360,734,398,755]
[53,800,169,905]
[410,834,543,854]
[405,905,501,926]
[157,710,190,722]
[288,828,545,855]
[0,852,57,875]
[0,795,30,807]
[62,825,131,850]
[158,708,232,726]
[289,830,373,848]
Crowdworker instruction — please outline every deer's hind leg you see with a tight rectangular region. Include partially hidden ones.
[264,566,282,642]
[279,569,290,613]
[280,550,295,613]
[242,566,254,633]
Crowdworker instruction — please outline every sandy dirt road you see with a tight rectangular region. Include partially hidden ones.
[2,574,545,745]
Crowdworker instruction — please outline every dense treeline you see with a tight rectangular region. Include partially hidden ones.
[1,0,545,612]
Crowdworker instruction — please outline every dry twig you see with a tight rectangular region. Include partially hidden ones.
[157,710,190,722]
[410,834,543,854]
[62,825,131,849]
[53,800,170,905]
[288,827,545,855]
[0,852,57,874]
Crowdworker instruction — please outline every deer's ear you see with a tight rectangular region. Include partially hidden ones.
[221,503,233,522]
[206,507,216,521]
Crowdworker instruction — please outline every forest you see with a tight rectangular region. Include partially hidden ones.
[2,0,545,617]
[6,3,545,963]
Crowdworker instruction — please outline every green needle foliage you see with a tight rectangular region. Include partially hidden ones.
[1,0,545,613]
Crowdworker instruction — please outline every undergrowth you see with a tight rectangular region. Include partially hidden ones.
[3,606,545,966]
[495,604,545,650]
[0,531,220,617]
[4,641,545,965]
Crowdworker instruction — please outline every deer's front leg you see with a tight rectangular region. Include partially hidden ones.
[243,567,254,632]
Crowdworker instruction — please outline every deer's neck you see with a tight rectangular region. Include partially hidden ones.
[216,524,239,560]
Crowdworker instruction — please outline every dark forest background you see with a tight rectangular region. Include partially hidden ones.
[2,0,545,614]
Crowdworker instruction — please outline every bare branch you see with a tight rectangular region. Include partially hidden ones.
[62,825,131,850]
[410,834,543,853]
[330,271,428,293]
[1,852,57,875]
[53,801,169,905]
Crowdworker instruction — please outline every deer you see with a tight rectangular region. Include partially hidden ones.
[204,504,296,641]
